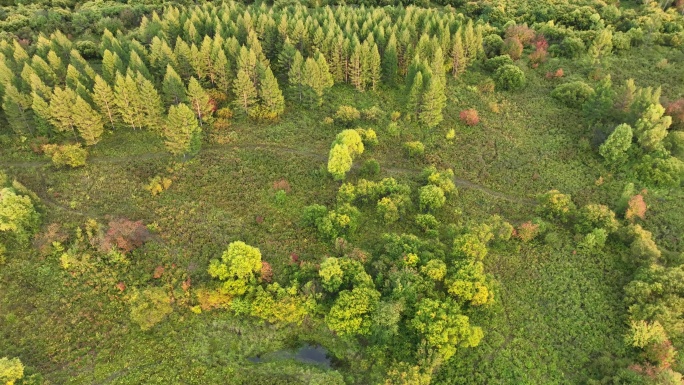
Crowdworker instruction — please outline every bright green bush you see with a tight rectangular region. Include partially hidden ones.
[42,143,88,168]
[419,185,446,212]
[404,141,425,157]
[559,36,586,58]
[484,55,514,72]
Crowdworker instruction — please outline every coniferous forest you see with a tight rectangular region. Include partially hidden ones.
[0,0,683,383]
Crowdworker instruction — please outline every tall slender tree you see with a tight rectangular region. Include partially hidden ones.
[162,65,187,106]
[233,69,258,114]
[256,66,285,120]
[164,103,202,157]
[187,77,214,126]
[92,75,117,130]
[72,96,104,145]
[3,84,34,135]
[49,86,78,135]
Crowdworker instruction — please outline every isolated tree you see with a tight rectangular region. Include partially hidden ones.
[164,103,201,157]
[599,123,633,166]
[233,69,258,115]
[92,75,117,129]
[72,96,104,145]
[0,186,40,246]
[208,241,263,296]
[0,357,24,385]
[187,77,214,126]
[162,65,186,106]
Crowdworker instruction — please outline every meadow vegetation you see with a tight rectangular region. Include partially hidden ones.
[0,0,683,384]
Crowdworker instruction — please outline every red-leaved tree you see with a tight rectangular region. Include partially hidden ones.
[460,109,480,126]
[100,219,152,253]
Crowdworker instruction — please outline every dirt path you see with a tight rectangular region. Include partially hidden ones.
[1,141,536,206]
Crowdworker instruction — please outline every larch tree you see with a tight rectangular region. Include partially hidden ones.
[187,77,214,126]
[164,103,202,157]
[135,72,165,131]
[32,91,52,136]
[92,75,117,129]
[383,35,399,85]
[162,65,187,106]
[406,71,424,117]
[420,75,446,128]
[101,50,124,84]
[288,50,305,101]
[234,69,258,114]
[114,73,145,130]
[72,95,104,145]
[464,20,478,64]
[256,66,285,121]
[49,86,78,136]
[47,50,65,81]
[349,43,364,91]
[2,84,34,136]
[368,43,382,91]
[452,31,466,77]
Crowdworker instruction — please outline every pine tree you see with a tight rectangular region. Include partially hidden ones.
[49,86,78,135]
[431,47,446,87]
[583,75,616,124]
[233,69,257,114]
[288,51,305,101]
[173,37,194,80]
[407,71,424,117]
[72,95,104,145]
[128,51,153,82]
[420,75,446,128]
[162,65,187,106]
[164,103,201,157]
[256,66,285,121]
[635,104,671,152]
[277,38,297,76]
[599,123,633,166]
[451,31,466,77]
[3,84,34,135]
[368,43,381,91]
[92,75,117,130]
[360,41,372,90]
[187,77,214,126]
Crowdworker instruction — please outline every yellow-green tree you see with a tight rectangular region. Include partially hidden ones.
[163,103,201,157]
[208,241,263,296]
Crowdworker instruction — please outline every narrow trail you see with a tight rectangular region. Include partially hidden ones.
[1,141,536,206]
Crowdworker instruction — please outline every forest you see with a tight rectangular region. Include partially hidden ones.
[0,0,683,383]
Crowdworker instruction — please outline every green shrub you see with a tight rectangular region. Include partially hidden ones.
[404,141,425,157]
[75,40,99,59]
[361,106,384,121]
[494,65,525,91]
[484,55,514,72]
[559,36,586,58]
[129,287,173,331]
[483,34,504,58]
[612,32,631,52]
[419,185,446,212]
[42,143,88,168]
[361,159,380,176]
[551,81,595,109]
[334,105,361,125]
[537,190,575,223]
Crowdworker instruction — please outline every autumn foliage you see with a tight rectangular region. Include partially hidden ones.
[529,36,549,67]
[666,99,684,129]
[100,219,152,253]
[459,109,480,126]
[515,221,539,242]
[626,194,647,221]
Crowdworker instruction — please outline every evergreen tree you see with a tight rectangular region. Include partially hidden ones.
[49,86,78,135]
[31,55,56,87]
[233,69,258,114]
[92,75,117,130]
[420,75,446,128]
[256,66,285,121]
[368,43,381,91]
[164,103,202,157]
[72,96,104,145]
[162,65,187,106]
[47,50,65,82]
[128,51,153,82]
[452,31,466,77]
[277,38,297,76]
[173,37,194,80]
[3,84,34,135]
[213,48,232,93]
[187,77,214,126]
[69,49,97,85]
[635,104,671,152]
